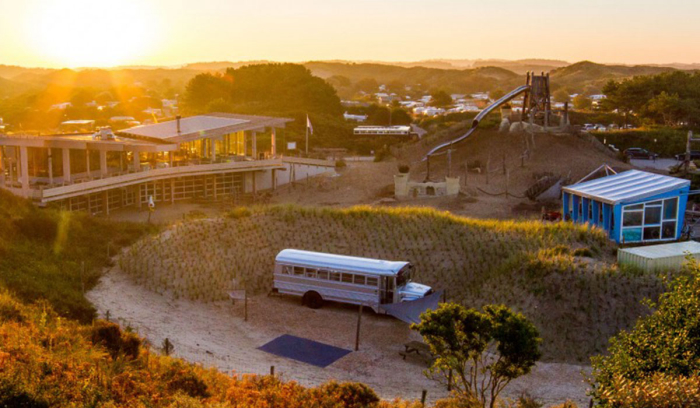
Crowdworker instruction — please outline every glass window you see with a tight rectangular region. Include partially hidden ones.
[622,228,642,242]
[305,269,316,278]
[644,206,662,225]
[353,275,366,285]
[626,203,644,210]
[318,270,329,280]
[662,221,677,239]
[664,198,678,220]
[646,200,663,206]
[283,266,292,275]
[293,266,304,276]
[341,274,353,283]
[329,272,341,282]
[367,277,378,286]
[623,211,643,226]
[643,227,661,241]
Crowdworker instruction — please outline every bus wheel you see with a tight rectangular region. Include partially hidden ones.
[303,291,323,309]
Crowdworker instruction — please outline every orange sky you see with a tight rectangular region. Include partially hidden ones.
[2,0,699,68]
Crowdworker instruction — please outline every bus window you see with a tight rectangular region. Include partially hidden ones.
[367,277,378,286]
[294,266,304,276]
[330,272,341,282]
[353,275,366,285]
[396,267,411,287]
[283,266,293,274]
[341,273,353,284]
[305,268,317,278]
[318,270,329,280]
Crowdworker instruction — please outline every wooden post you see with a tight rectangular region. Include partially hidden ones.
[505,169,510,199]
[270,366,275,376]
[244,287,248,322]
[420,390,427,406]
[448,369,453,391]
[355,304,363,351]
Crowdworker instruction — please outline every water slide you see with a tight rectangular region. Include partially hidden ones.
[423,85,531,160]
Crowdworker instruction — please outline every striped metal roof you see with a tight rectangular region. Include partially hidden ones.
[562,169,690,204]
[118,113,293,144]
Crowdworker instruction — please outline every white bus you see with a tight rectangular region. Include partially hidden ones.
[272,249,433,312]
[353,126,412,136]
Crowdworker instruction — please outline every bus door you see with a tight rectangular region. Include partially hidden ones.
[381,276,395,304]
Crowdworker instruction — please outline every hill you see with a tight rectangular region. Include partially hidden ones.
[304,61,521,93]
[120,205,662,363]
[550,61,676,93]
[0,289,410,408]
[0,189,151,321]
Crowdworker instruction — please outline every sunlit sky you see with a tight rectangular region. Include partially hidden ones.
[1,0,699,68]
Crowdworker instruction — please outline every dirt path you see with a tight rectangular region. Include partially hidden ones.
[88,267,592,407]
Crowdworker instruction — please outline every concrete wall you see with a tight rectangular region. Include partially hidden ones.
[248,160,335,192]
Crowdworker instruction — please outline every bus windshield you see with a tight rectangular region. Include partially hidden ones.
[396,266,412,287]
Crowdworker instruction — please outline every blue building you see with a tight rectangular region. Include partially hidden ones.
[562,170,690,244]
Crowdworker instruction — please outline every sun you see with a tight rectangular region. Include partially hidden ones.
[27,0,159,68]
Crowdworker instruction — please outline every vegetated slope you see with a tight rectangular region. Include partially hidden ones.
[120,206,662,363]
[0,290,404,408]
[0,189,152,321]
[551,61,675,93]
[304,61,522,93]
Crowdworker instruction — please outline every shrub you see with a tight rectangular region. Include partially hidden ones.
[90,320,142,359]
[13,210,58,243]
[398,164,410,174]
[336,158,347,169]
[590,258,700,405]
[314,381,380,408]
[226,207,252,219]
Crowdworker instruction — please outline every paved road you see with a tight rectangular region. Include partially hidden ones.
[630,158,678,172]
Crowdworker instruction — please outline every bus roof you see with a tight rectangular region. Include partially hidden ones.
[275,249,409,276]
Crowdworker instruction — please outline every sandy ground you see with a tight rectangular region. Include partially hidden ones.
[88,267,592,407]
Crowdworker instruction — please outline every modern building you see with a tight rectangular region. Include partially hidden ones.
[0,113,333,214]
[562,170,691,244]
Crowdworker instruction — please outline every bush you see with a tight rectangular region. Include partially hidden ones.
[13,210,58,243]
[314,381,379,408]
[90,320,141,359]
[336,158,347,169]
[590,258,700,405]
[397,164,410,174]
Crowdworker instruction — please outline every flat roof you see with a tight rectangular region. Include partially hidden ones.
[562,169,690,205]
[117,113,293,144]
[619,241,700,260]
[275,249,409,276]
[61,120,95,125]
[0,133,174,152]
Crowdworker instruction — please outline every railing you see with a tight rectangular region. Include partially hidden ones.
[40,159,286,202]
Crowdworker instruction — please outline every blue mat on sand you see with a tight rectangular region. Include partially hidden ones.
[258,334,352,368]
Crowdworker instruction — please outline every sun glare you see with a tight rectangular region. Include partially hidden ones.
[28,0,159,68]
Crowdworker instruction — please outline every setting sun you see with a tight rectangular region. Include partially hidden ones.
[26,0,159,67]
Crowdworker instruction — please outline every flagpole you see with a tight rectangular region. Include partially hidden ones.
[305,114,309,155]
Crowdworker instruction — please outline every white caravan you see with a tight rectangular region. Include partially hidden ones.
[272,249,433,312]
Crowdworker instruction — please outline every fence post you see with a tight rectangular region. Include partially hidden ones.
[355,304,363,351]
[421,390,427,406]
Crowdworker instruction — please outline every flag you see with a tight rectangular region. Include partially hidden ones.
[306,115,313,135]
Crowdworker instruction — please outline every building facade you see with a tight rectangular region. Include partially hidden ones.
[0,113,334,214]
[562,170,690,244]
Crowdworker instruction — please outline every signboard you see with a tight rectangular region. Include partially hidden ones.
[287,142,297,150]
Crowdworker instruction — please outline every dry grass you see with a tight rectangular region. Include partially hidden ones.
[120,205,663,363]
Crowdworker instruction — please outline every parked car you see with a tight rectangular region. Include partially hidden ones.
[624,147,659,160]
[675,151,700,161]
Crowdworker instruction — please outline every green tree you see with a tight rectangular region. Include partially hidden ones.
[356,78,379,93]
[430,90,453,107]
[490,89,506,101]
[553,89,570,104]
[591,258,700,406]
[413,303,542,408]
[573,95,592,110]
[182,73,231,113]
